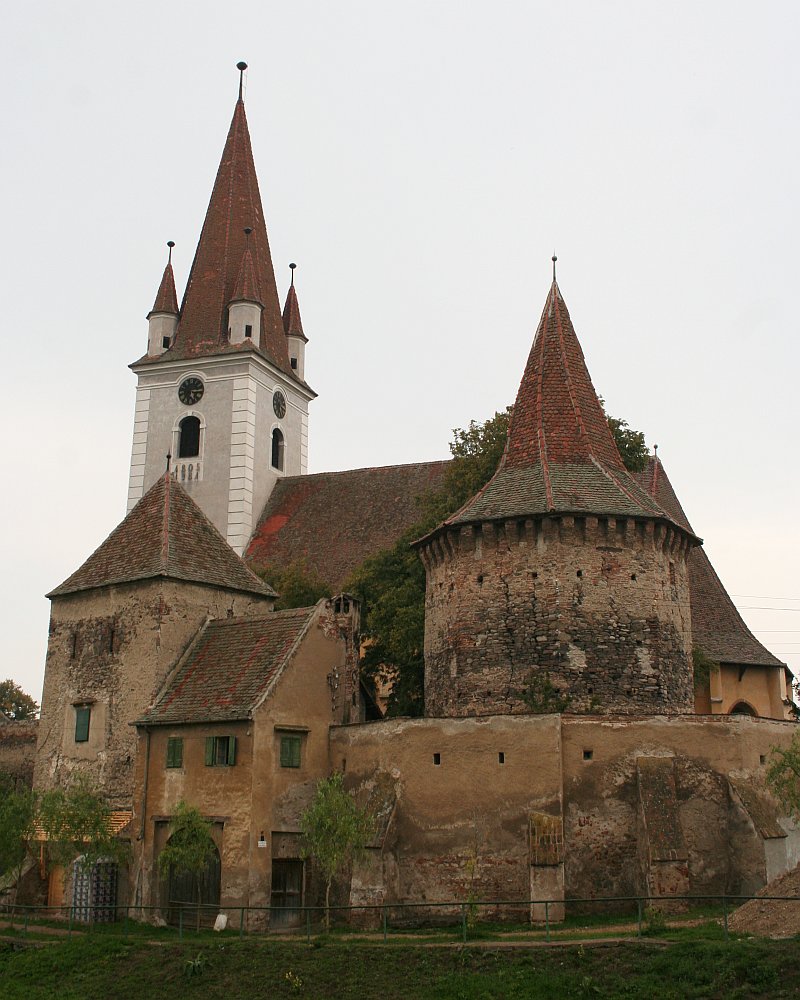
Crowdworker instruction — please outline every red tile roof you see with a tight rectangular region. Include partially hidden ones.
[231,245,263,305]
[137,98,297,380]
[282,282,307,341]
[148,260,178,317]
[246,461,450,589]
[49,473,275,599]
[437,282,688,529]
[633,457,783,668]
[138,606,316,724]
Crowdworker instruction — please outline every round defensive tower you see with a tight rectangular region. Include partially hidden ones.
[416,279,699,718]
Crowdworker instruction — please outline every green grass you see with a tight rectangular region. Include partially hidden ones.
[1,934,798,999]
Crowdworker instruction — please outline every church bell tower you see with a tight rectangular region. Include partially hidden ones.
[127,63,315,554]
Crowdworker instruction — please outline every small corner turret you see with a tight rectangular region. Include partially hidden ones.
[228,228,264,345]
[282,263,308,380]
[146,241,178,356]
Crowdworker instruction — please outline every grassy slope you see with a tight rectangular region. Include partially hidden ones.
[1,934,799,1000]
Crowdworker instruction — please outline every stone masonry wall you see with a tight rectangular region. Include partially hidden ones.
[35,578,272,808]
[421,514,695,717]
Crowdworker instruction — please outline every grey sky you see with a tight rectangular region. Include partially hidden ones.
[2,0,798,701]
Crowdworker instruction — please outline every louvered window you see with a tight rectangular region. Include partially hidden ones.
[166,737,183,768]
[205,735,236,767]
[280,735,302,768]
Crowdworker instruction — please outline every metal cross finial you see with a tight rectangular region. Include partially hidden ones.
[289,262,297,286]
[236,61,248,101]
[552,253,558,281]
[167,240,175,265]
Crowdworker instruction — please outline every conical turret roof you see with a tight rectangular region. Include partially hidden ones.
[48,473,275,599]
[438,281,690,529]
[282,281,307,341]
[231,245,263,305]
[148,258,178,317]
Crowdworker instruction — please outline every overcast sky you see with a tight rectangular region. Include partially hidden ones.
[2,0,798,703]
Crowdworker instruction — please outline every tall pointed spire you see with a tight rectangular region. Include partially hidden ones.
[162,65,292,374]
[434,276,684,528]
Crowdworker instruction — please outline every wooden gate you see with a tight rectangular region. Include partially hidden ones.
[271,859,304,928]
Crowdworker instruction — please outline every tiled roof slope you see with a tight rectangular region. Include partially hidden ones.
[246,461,450,589]
[633,457,783,668]
[138,606,315,724]
[49,473,275,599]
[149,259,178,316]
[282,282,307,340]
[137,97,296,380]
[443,282,684,528]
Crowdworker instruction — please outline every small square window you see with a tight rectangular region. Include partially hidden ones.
[583,749,593,761]
[760,754,767,766]
[162,336,171,349]
[205,735,236,767]
[166,737,183,769]
[498,752,505,764]
[75,706,91,743]
[244,324,253,338]
[280,735,302,768]
[433,753,441,766]
[290,357,298,369]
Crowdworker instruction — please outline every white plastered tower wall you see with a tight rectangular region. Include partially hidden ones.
[127,353,312,554]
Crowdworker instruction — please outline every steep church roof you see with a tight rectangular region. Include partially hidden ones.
[137,605,317,724]
[246,461,449,588]
[633,457,783,668]
[136,82,301,382]
[433,281,689,531]
[49,473,275,599]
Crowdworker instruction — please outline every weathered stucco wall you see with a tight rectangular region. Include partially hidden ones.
[35,578,272,808]
[332,713,797,911]
[0,720,38,789]
[422,515,695,719]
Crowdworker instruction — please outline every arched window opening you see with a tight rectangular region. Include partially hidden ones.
[730,701,758,717]
[271,428,285,471]
[178,416,201,458]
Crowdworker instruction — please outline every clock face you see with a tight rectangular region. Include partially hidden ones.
[273,390,287,419]
[178,377,204,406]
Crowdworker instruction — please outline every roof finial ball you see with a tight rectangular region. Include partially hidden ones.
[237,61,248,101]
[289,262,297,286]
[552,253,558,282]
[167,240,175,264]
[244,226,253,242]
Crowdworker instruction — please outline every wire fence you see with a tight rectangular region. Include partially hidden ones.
[3,893,800,944]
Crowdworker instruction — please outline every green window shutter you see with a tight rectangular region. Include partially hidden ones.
[226,736,237,766]
[75,706,90,743]
[166,737,183,768]
[280,735,301,768]
[205,737,214,766]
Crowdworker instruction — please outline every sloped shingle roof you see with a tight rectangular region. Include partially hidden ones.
[138,606,316,724]
[49,474,275,599]
[633,457,783,668]
[246,461,449,589]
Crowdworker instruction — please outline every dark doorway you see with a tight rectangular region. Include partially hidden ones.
[271,859,304,928]
[167,842,221,928]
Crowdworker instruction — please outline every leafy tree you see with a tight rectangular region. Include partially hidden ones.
[607,415,649,473]
[38,773,127,870]
[157,801,216,930]
[300,772,373,929]
[766,734,800,820]
[0,775,37,917]
[256,559,331,611]
[692,647,718,692]
[0,679,39,720]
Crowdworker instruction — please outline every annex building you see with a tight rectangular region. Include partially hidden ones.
[32,66,798,925]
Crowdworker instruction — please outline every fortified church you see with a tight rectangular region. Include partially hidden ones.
[33,66,799,923]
